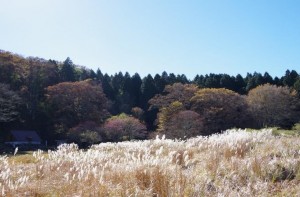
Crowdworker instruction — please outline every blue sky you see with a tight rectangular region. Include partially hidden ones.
[1,0,300,79]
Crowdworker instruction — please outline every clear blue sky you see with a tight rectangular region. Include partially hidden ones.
[1,0,300,79]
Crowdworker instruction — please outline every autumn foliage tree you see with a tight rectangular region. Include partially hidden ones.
[46,79,109,136]
[149,83,199,110]
[164,110,204,139]
[191,88,250,135]
[157,101,184,132]
[247,84,300,128]
[131,107,144,121]
[102,114,147,142]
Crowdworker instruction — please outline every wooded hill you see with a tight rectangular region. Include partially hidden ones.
[1,49,300,145]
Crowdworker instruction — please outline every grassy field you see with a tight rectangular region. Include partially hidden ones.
[1,129,300,196]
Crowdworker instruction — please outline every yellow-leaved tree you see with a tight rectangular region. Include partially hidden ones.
[247,84,300,128]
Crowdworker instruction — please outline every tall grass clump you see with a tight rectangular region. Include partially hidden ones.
[0,129,299,196]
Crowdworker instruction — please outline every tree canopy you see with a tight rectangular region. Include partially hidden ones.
[1,49,300,144]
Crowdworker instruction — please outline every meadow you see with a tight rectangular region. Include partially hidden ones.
[1,129,300,196]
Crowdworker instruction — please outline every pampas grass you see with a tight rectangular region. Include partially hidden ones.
[1,129,300,196]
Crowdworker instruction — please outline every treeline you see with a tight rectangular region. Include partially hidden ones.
[1,50,300,145]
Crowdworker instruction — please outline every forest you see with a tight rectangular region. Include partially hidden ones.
[1,49,300,145]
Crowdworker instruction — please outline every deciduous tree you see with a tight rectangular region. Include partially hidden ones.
[131,107,144,121]
[163,110,204,139]
[157,101,184,132]
[102,114,147,142]
[149,83,199,110]
[191,88,249,134]
[46,80,109,135]
[247,84,300,128]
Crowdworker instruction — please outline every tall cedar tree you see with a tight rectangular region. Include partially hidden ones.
[60,57,76,82]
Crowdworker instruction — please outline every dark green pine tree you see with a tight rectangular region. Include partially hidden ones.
[60,57,76,82]
[109,72,125,114]
[168,73,177,85]
[274,76,281,86]
[176,74,189,84]
[140,74,159,129]
[245,73,256,92]
[96,68,103,81]
[161,71,169,83]
[111,72,125,95]
[235,74,246,94]
[131,73,142,107]
[282,70,298,87]
[101,74,115,101]
[79,68,89,81]
[204,74,221,88]
[220,74,235,90]
[293,77,300,97]
[119,72,133,113]
[89,69,97,79]
[153,71,169,93]
[154,74,164,93]
[193,74,205,88]
[140,74,158,110]
[262,72,273,84]
[253,72,264,86]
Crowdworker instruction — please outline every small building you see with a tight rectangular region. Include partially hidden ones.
[5,130,42,147]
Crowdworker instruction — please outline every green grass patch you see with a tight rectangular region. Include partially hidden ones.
[271,127,300,137]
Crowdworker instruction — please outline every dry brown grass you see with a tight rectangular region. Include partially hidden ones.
[1,129,300,196]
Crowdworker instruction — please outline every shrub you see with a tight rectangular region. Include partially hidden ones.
[67,121,102,146]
